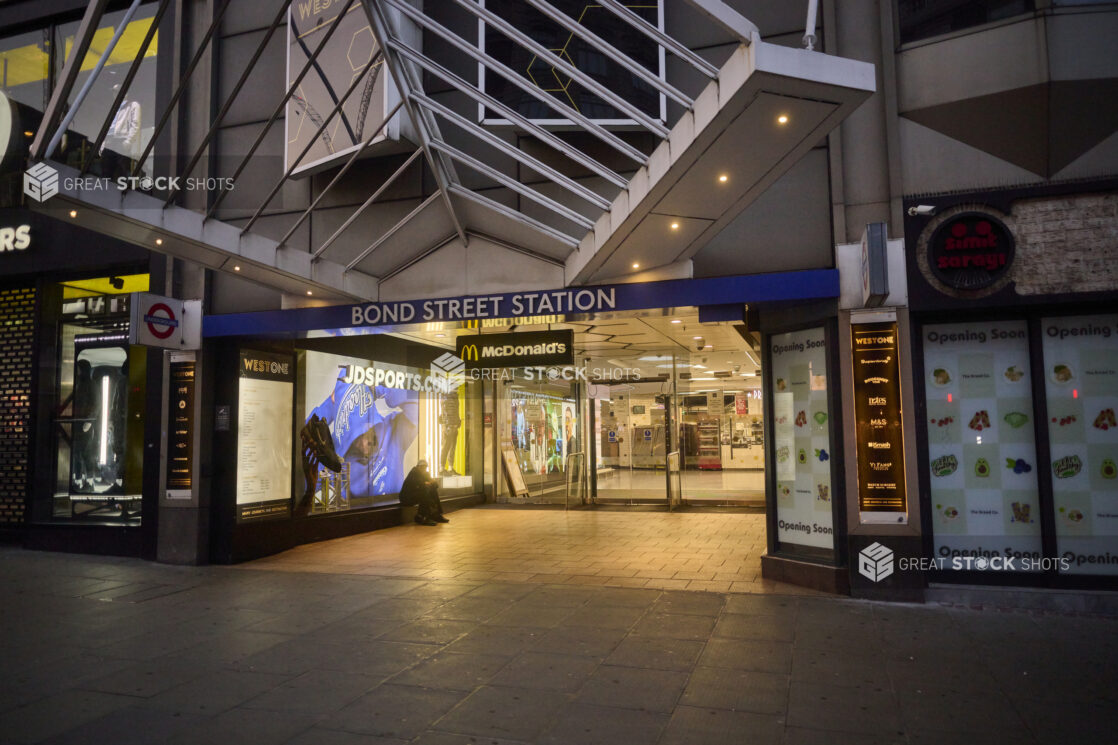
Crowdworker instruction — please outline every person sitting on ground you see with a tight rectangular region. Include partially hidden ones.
[399,459,448,526]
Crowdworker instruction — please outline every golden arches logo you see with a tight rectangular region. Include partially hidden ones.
[460,344,479,361]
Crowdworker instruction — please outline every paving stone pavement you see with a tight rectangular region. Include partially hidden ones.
[1,537,1116,744]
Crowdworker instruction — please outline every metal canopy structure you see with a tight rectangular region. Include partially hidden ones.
[25,0,874,302]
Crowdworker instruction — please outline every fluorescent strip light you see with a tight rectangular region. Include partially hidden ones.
[99,375,109,466]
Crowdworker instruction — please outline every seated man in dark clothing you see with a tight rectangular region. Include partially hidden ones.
[399,460,448,525]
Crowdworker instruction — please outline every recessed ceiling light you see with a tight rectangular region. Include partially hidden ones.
[777,114,789,125]
[233,265,241,271]
[632,262,640,269]
[704,344,713,349]
[670,222,680,230]
[154,238,163,246]
[306,290,313,296]
[435,333,445,338]
[69,210,77,218]
[671,319,681,324]
[718,174,728,183]
[692,336,703,340]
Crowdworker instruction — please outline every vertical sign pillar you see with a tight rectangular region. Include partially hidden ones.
[158,350,208,564]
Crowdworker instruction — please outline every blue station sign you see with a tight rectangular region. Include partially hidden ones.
[203,270,839,338]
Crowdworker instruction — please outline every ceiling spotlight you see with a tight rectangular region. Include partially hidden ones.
[69,209,77,218]
[718,174,728,183]
[777,114,789,125]
[704,344,713,349]
[155,238,163,246]
[632,262,640,269]
[670,222,680,230]
[306,290,313,296]
[692,336,703,340]
[671,319,681,324]
[233,265,241,271]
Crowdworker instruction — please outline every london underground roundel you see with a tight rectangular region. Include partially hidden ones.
[145,302,178,339]
[927,212,1015,290]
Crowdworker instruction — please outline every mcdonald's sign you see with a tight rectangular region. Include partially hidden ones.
[456,330,573,370]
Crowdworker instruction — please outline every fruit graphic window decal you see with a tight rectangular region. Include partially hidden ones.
[922,320,1043,563]
[1041,314,1118,575]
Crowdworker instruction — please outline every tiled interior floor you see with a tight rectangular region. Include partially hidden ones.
[597,467,765,502]
[246,506,824,596]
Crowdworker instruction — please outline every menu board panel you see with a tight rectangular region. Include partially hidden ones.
[771,327,833,551]
[237,351,294,521]
[852,321,906,519]
[922,321,1042,565]
[1042,314,1118,575]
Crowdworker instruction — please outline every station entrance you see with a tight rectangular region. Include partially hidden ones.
[395,307,765,510]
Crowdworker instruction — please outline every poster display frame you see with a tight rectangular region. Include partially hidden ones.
[763,317,845,565]
[236,350,296,522]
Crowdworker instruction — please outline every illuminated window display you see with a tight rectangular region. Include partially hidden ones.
[44,275,150,524]
[294,348,479,515]
[509,390,578,475]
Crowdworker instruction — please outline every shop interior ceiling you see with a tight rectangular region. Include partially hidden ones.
[25,0,873,302]
[391,308,763,385]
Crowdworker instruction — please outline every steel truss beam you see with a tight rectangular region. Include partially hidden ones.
[346,192,441,271]
[29,0,110,161]
[81,0,171,175]
[312,146,423,261]
[388,40,628,189]
[379,0,648,165]
[164,0,292,206]
[280,99,405,250]
[523,0,693,108]
[445,0,669,137]
[242,51,384,233]
[360,0,469,247]
[428,138,595,231]
[410,92,610,211]
[594,0,722,73]
[129,0,235,182]
[207,0,359,218]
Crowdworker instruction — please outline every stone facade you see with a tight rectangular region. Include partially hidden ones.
[1013,193,1118,296]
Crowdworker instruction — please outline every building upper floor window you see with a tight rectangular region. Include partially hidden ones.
[898,0,1035,44]
[0,3,159,174]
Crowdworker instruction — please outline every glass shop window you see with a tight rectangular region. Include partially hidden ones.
[45,273,150,524]
[51,3,161,175]
[239,347,482,521]
[898,0,1034,45]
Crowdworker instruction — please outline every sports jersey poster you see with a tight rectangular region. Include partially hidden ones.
[1041,314,1118,575]
[770,327,834,550]
[302,350,419,503]
[922,321,1042,564]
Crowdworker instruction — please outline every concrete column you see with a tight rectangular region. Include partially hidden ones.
[829,0,905,242]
